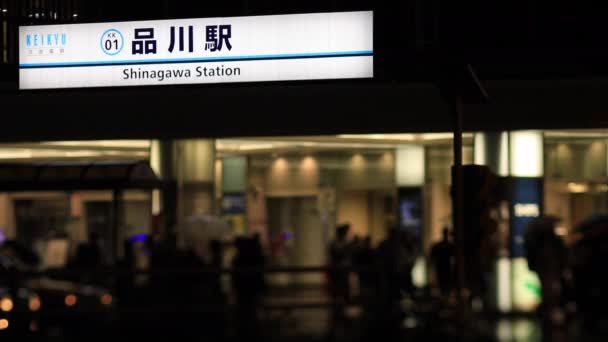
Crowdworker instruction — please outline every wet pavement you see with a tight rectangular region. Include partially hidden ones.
[2,284,606,342]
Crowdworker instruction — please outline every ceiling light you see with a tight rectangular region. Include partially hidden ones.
[568,182,588,193]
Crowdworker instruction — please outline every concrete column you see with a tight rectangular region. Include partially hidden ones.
[474,132,509,177]
[150,139,177,239]
[150,139,216,229]
[175,139,216,218]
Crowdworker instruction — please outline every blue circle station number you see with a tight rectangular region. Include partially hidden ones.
[100,29,124,56]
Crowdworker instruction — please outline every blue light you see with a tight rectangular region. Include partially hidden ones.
[282,232,293,241]
[19,50,374,69]
[128,234,147,243]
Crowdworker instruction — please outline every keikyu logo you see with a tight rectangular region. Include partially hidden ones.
[25,31,67,56]
[26,32,67,47]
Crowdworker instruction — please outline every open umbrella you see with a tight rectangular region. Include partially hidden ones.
[176,215,233,260]
[523,216,561,248]
[178,215,233,242]
[0,240,41,268]
[572,214,608,241]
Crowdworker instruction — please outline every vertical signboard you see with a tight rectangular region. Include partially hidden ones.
[510,177,543,257]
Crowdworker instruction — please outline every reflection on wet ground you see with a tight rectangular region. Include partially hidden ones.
[496,319,542,342]
[2,284,607,341]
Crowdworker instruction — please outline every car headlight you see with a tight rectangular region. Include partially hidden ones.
[0,297,13,312]
[28,295,41,312]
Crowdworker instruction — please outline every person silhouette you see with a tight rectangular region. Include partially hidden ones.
[329,224,352,301]
[72,232,103,283]
[524,217,567,334]
[232,235,266,339]
[74,233,102,268]
[430,227,456,298]
[352,236,375,297]
[328,224,353,339]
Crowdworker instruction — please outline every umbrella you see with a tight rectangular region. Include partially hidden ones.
[572,214,608,243]
[176,215,233,254]
[0,240,41,267]
[524,216,561,245]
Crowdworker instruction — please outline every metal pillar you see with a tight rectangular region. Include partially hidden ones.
[111,189,123,264]
[452,96,466,303]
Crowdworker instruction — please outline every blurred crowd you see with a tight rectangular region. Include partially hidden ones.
[4,211,608,341]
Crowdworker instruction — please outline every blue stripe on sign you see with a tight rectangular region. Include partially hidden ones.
[19,50,374,68]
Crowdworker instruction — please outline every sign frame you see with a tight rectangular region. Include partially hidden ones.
[18,11,374,90]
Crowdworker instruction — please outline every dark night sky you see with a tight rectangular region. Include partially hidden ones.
[2,1,608,140]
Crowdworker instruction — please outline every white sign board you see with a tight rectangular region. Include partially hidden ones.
[19,11,373,90]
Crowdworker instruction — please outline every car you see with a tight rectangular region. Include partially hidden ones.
[0,240,114,339]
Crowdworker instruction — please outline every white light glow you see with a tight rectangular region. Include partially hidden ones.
[411,256,427,288]
[217,139,398,152]
[396,145,425,186]
[568,182,589,193]
[238,143,275,151]
[0,150,33,159]
[337,133,468,142]
[474,133,486,165]
[337,134,415,140]
[509,131,543,177]
[513,203,540,218]
[42,140,150,148]
[497,257,512,313]
[545,130,608,138]
[512,258,541,312]
[0,140,151,161]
